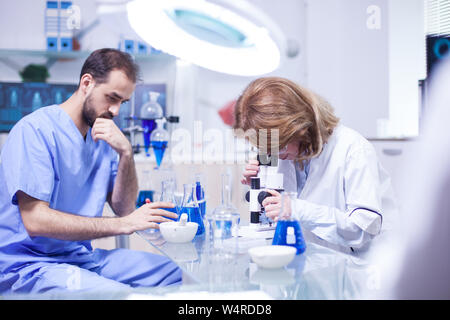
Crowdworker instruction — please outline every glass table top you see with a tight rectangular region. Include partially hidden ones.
[137,228,372,300]
[4,228,374,300]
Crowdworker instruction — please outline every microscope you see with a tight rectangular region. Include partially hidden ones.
[239,154,284,239]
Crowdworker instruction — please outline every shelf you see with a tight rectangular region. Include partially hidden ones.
[0,48,176,70]
[0,49,91,59]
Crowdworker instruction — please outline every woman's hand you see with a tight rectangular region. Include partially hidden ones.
[261,189,292,221]
[241,159,260,185]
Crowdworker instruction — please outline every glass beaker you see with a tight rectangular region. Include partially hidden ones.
[179,183,205,236]
[136,169,154,208]
[212,172,240,240]
[272,192,306,255]
[160,179,179,221]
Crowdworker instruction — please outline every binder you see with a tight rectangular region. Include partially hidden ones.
[45,1,59,51]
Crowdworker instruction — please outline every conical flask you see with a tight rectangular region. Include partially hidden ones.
[160,179,179,221]
[140,91,163,156]
[272,192,306,255]
[195,173,206,218]
[179,183,205,236]
[150,118,169,167]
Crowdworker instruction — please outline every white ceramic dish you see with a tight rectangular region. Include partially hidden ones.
[159,221,198,243]
[248,245,296,269]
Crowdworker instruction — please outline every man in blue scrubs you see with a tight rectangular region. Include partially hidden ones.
[0,48,182,295]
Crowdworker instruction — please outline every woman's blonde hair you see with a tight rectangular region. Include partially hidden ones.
[233,77,339,164]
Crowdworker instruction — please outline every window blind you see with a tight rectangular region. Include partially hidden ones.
[426,0,450,36]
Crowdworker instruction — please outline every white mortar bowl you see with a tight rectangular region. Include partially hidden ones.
[248,245,296,269]
[159,221,198,243]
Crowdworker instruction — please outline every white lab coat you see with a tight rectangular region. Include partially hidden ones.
[278,124,398,255]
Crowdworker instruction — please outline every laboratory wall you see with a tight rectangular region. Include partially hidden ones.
[305,0,389,138]
[189,0,426,139]
[304,0,425,139]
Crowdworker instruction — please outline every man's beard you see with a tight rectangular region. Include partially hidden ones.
[82,95,97,128]
[82,95,114,128]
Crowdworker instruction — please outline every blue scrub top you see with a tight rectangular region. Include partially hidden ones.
[0,105,119,273]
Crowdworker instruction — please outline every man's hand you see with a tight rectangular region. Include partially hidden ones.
[120,201,178,234]
[92,118,132,157]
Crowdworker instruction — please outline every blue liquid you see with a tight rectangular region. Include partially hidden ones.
[214,220,232,238]
[198,200,206,219]
[164,206,179,221]
[151,140,168,167]
[180,206,205,236]
[136,190,154,208]
[195,182,206,218]
[213,214,240,239]
[142,119,156,156]
[272,220,306,255]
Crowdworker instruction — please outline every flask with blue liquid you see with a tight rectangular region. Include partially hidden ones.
[179,183,205,236]
[150,118,169,168]
[140,91,163,157]
[272,192,306,255]
[136,170,154,208]
[195,173,206,219]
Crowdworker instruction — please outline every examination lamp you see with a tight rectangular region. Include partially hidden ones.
[126,0,286,76]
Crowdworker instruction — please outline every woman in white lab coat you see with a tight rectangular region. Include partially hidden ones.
[234,77,397,255]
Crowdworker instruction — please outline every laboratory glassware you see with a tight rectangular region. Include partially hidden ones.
[136,190,154,208]
[272,192,306,255]
[211,172,240,240]
[136,170,154,208]
[179,183,205,236]
[150,118,169,168]
[160,179,180,221]
[140,91,163,157]
[195,173,206,218]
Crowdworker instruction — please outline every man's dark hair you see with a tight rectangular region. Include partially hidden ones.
[79,48,140,86]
